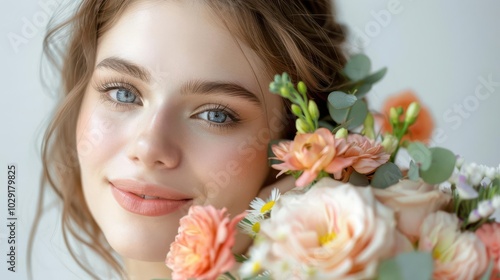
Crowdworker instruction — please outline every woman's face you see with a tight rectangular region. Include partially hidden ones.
[76,0,285,262]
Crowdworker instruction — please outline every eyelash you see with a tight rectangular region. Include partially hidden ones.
[93,78,142,109]
[193,103,241,130]
[93,78,241,130]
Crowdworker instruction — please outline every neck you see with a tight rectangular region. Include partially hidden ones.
[124,258,171,280]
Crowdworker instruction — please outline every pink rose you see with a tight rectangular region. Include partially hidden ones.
[333,134,390,180]
[476,223,500,279]
[271,128,352,188]
[253,177,399,279]
[419,211,488,280]
[373,179,451,243]
[166,205,245,280]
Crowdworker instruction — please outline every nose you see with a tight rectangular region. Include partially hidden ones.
[126,112,181,170]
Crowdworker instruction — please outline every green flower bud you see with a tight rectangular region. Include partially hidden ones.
[308,100,319,121]
[297,81,307,96]
[280,86,291,98]
[274,74,281,83]
[269,82,279,93]
[291,104,302,117]
[296,118,310,134]
[363,113,375,139]
[282,72,289,83]
[390,107,399,127]
[405,102,421,126]
[396,106,404,116]
[335,128,348,139]
[381,134,399,154]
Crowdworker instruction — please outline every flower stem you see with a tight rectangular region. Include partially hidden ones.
[390,122,409,162]
[224,272,237,280]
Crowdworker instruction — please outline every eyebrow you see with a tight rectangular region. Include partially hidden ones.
[96,57,261,106]
[181,79,261,106]
[96,57,151,82]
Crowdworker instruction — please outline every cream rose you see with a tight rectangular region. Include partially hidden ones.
[373,179,451,243]
[419,211,488,280]
[253,177,398,279]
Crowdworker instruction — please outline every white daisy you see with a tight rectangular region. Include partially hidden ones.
[249,188,281,217]
[237,213,264,237]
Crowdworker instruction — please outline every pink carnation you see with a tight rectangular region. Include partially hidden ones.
[333,134,390,180]
[476,223,500,279]
[166,205,245,280]
[271,128,352,188]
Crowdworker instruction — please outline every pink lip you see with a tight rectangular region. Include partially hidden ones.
[109,179,192,217]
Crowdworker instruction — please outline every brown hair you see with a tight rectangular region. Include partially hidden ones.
[29,0,347,278]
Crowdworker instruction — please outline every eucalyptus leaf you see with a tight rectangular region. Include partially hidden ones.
[407,142,432,171]
[408,160,420,181]
[363,67,388,84]
[346,99,368,130]
[344,53,371,81]
[396,252,433,280]
[371,162,403,189]
[328,103,349,124]
[349,171,370,186]
[353,83,372,98]
[419,147,456,184]
[328,91,357,109]
[376,259,401,280]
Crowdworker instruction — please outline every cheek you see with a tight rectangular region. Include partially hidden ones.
[189,127,273,211]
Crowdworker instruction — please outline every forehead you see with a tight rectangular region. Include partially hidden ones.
[95,0,270,97]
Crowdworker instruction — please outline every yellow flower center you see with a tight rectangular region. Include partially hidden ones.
[432,243,454,263]
[252,262,261,274]
[252,222,261,233]
[319,232,336,246]
[260,201,275,213]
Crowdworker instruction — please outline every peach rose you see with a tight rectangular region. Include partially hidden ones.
[253,177,399,279]
[373,179,451,243]
[166,205,245,280]
[380,90,434,143]
[333,134,390,180]
[419,211,488,280]
[271,128,352,188]
[476,223,500,279]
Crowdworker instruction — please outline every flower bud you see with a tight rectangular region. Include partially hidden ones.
[280,86,290,98]
[362,113,375,139]
[390,107,399,127]
[296,119,310,134]
[468,210,481,223]
[405,102,420,126]
[381,134,398,154]
[291,104,302,117]
[308,100,319,120]
[298,81,307,96]
[335,128,348,139]
[478,200,495,218]
[269,82,279,93]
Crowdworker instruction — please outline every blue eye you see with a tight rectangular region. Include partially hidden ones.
[197,110,229,123]
[111,88,137,103]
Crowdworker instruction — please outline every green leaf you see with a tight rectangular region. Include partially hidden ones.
[408,160,420,181]
[419,147,457,184]
[353,83,372,98]
[371,162,403,189]
[328,103,349,124]
[234,254,248,263]
[407,142,432,171]
[318,120,336,131]
[328,91,357,109]
[377,252,433,280]
[349,171,370,186]
[344,53,371,81]
[346,99,368,130]
[363,67,388,84]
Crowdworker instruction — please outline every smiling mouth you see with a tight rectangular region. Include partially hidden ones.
[136,194,161,200]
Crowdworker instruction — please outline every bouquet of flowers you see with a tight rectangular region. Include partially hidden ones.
[164,54,500,280]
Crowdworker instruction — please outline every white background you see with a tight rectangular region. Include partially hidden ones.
[1,0,499,279]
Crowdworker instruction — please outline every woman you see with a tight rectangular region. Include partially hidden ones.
[30,0,347,278]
